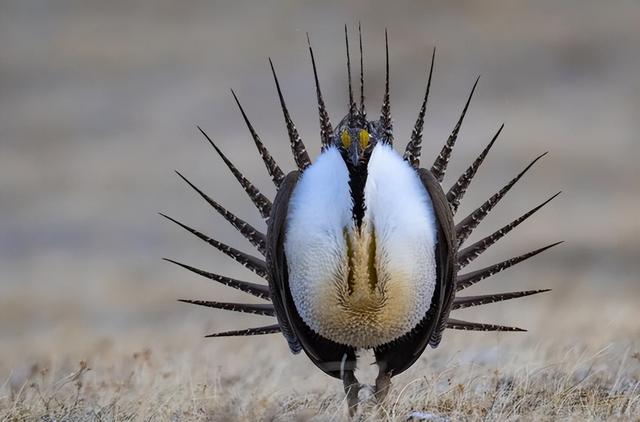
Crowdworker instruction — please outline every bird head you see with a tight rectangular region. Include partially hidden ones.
[332,116,382,167]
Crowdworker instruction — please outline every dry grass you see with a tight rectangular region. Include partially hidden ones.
[2,288,639,421]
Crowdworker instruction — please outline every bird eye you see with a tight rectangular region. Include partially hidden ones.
[341,130,351,149]
[359,130,370,149]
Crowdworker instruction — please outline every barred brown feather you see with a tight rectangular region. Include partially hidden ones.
[159,213,268,278]
[179,299,275,316]
[163,258,270,299]
[430,76,480,182]
[455,152,548,246]
[175,171,266,255]
[404,47,435,168]
[197,126,273,218]
[231,89,286,187]
[456,242,563,292]
[446,124,503,214]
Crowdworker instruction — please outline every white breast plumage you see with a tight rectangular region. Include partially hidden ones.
[284,144,438,348]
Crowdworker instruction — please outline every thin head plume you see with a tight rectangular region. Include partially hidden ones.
[230,89,285,187]
[379,28,393,145]
[306,33,333,150]
[446,123,503,214]
[197,126,272,219]
[268,58,312,171]
[404,47,436,168]
[358,22,365,119]
[345,25,357,123]
[431,75,481,182]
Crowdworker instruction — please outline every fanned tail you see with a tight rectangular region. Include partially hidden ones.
[167,31,561,346]
[197,126,272,219]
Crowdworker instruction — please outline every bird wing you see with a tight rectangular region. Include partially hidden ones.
[417,167,457,349]
[266,171,303,353]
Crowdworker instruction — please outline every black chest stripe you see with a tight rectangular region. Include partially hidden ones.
[343,154,369,228]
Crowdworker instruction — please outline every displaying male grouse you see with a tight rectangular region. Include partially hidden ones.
[162,26,561,414]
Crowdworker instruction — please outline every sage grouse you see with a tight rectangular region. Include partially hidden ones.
[162,26,560,413]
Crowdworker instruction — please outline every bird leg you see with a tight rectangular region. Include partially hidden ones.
[342,370,361,416]
[340,354,361,416]
[374,362,392,402]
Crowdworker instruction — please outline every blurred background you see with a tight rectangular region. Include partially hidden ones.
[1,0,639,394]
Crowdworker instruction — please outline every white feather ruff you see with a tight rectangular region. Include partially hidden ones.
[284,144,438,348]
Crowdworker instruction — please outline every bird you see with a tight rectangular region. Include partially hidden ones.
[162,25,561,415]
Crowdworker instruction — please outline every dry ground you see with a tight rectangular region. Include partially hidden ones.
[2,283,639,421]
[1,1,640,421]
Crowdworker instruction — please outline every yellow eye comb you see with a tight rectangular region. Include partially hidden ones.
[341,130,351,148]
[359,130,370,149]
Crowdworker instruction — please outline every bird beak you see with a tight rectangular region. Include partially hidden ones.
[349,142,361,166]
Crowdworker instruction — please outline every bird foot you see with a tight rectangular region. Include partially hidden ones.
[374,371,392,402]
[344,381,363,416]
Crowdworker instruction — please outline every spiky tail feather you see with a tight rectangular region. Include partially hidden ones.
[179,299,275,316]
[446,124,502,214]
[163,258,270,299]
[205,324,281,338]
[404,47,435,168]
[200,315,529,337]
[456,242,562,292]
[457,192,561,268]
[430,76,480,182]
[175,171,266,255]
[379,29,392,144]
[159,213,268,278]
[455,152,548,246]
[445,319,525,332]
[306,34,333,150]
[452,289,550,310]
[197,126,272,218]
[269,59,312,171]
[231,89,286,187]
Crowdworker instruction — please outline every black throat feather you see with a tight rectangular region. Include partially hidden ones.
[341,149,371,229]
